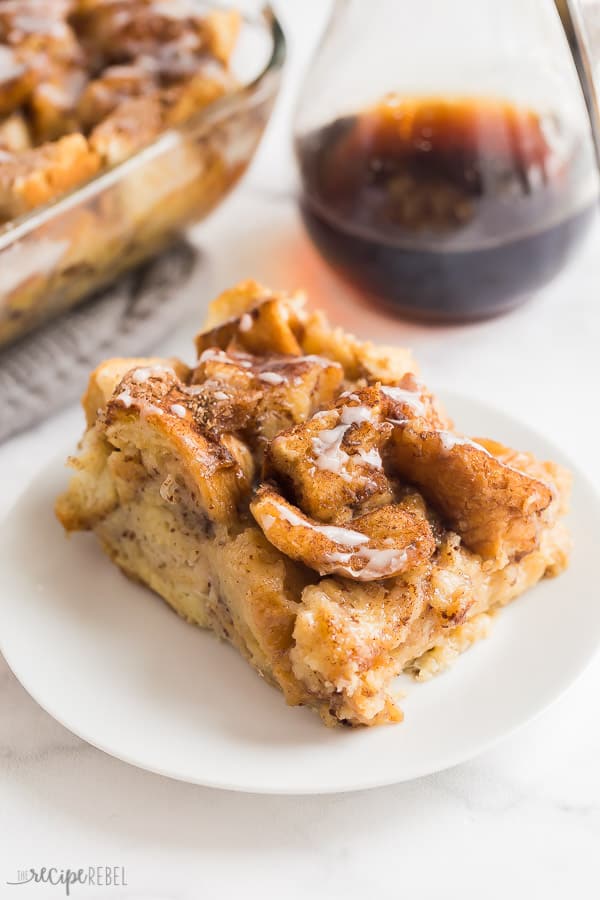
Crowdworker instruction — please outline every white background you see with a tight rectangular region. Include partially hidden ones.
[1,2,600,897]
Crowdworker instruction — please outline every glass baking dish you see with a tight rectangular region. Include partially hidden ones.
[0,2,285,348]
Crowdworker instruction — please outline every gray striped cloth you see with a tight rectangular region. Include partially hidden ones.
[0,240,198,443]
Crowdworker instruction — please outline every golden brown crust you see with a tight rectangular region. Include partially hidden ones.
[73,0,226,62]
[81,355,190,426]
[265,387,394,523]
[251,485,435,581]
[390,423,554,563]
[77,62,155,129]
[88,94,164,166]
[102,363,255,525]
[190,346,344,454]
[56,281,572,727]
[0,0,242,225]
[0,46,33,117]
[28,68,88,143]
[0,133,99,218]
[195,292,305,358]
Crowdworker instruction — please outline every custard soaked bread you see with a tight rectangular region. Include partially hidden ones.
[0,1,244,346]
[0,1,240,216]
[56,282,571,726]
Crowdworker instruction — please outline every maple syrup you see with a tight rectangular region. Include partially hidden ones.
[297,97,596,321]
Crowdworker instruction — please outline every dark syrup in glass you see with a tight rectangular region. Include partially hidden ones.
[297,97,596,321]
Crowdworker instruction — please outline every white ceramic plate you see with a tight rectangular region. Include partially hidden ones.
[1,393,599,794]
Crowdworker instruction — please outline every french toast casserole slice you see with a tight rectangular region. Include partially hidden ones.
[56,281,572,726]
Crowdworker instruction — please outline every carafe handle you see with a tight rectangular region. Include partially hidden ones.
[558,0,600,168]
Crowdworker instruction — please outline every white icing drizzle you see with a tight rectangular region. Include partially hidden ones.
[132,364,174,383]
[213,390,229,401]
[357,447,382,468]
[298,354,339,369]
[435,430,550,492]
[116,390,134,408]
[239,313,253,332]
[259,371,285,385]
[115,389,164,418]
[310,402,379,478]
[324,543,409,579]
[199,349,253,369]
[115,366,175,416]
[327,546,409,580]
[267,497,368,547]
[349,546,408,580]
[170,403,187,418]
[437,431,490,454]
[318,525,369,547]
[263,497,407,581]
[340,404,375,426]
[380,385,426,414]
[198,348,227,363]
[311,424,351,477]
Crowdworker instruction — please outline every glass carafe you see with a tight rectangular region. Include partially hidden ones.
[294,0,599,322]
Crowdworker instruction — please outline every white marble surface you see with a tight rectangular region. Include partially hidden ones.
[2,2,600,896]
